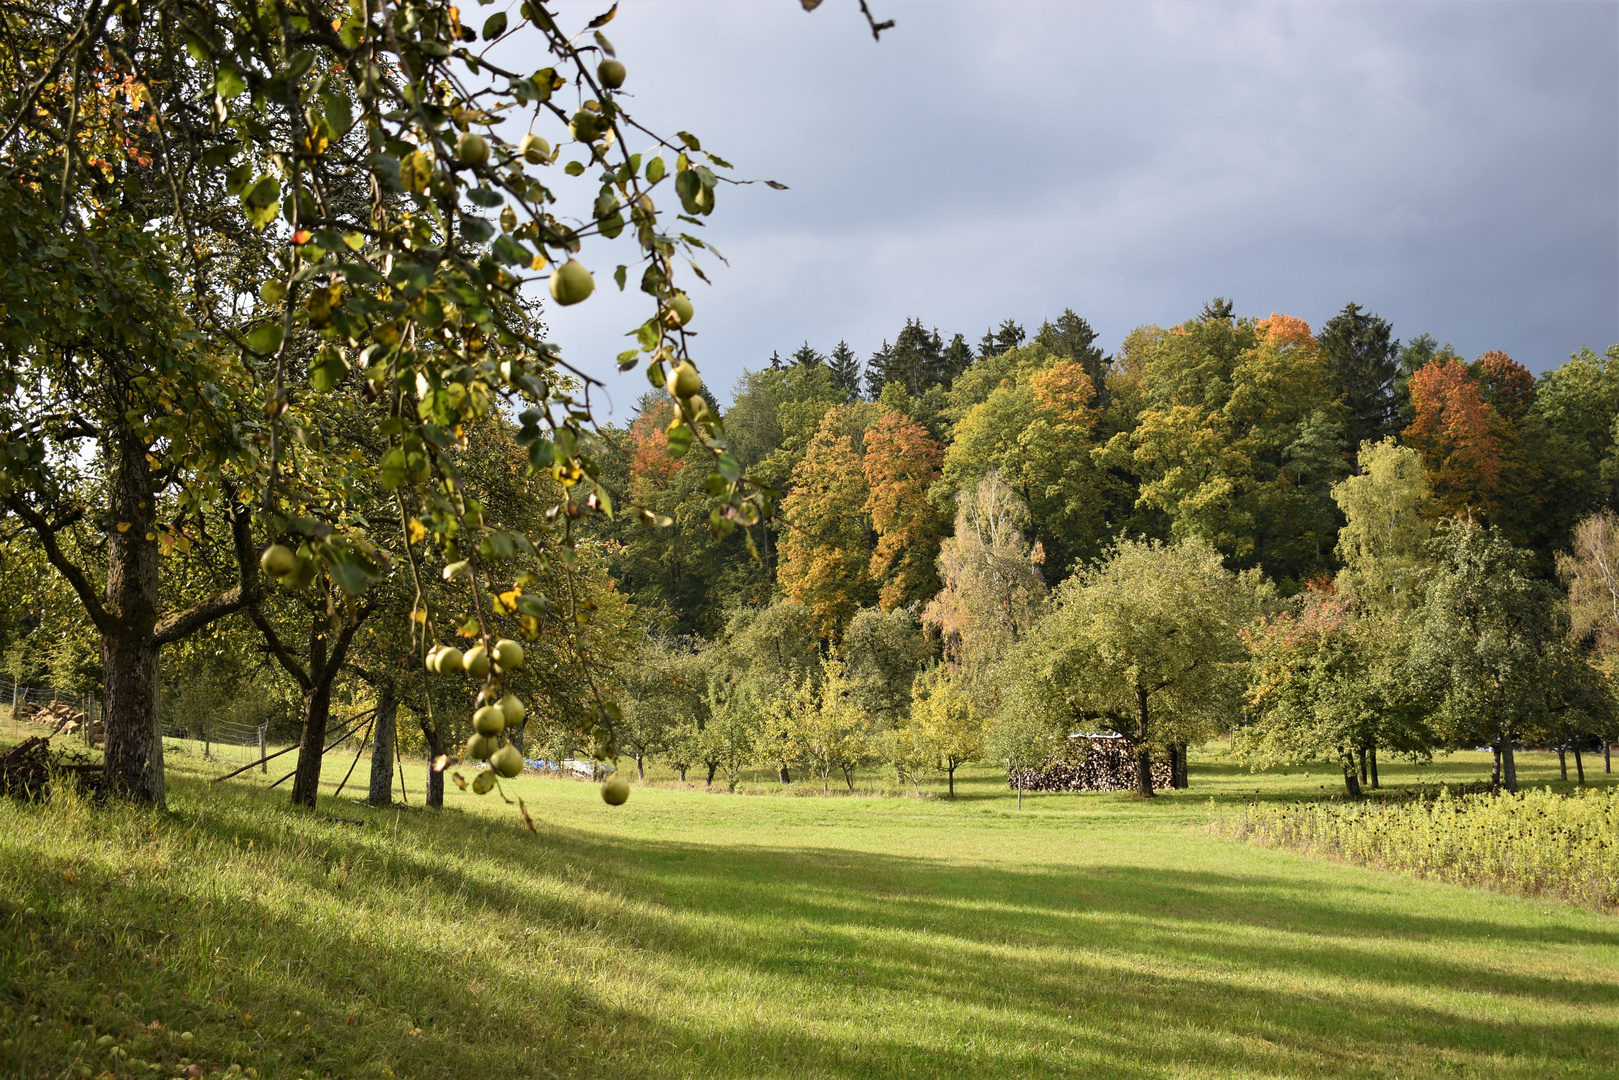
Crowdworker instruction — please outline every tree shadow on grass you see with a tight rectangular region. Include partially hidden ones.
[3,775,1618,1080]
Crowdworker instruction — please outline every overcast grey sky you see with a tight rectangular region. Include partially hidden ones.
[524,1,1617,413]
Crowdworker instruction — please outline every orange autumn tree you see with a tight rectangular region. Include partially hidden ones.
[863,410,948,610]
[626,399,685,494]
[1405,357,1514,519]
[779,407,877,638]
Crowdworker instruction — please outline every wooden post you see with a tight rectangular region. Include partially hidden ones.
[258,724,268,773]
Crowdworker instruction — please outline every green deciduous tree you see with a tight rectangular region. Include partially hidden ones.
[1412,523,1596,792]
[1240,585,1430,796]
[909,667,982,797]
[1332,439,1436,612]
[1003,536,1257,797]
[1109,306,1342,588]
[779,408,876,638]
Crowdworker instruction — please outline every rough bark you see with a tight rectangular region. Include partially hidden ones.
[635,752,645,780]
[1369,745,1379,789]
[947,761,957,798]
[1500,738,1518,793]
[416,708,446,808]
[1133,684,1154,798]
[9,433,258,804]
[1574,745,1585,785]
[705,762,717,786]
[777,766,791,784]
[367,677,398,807]
[1557,748,1568,781]
[291,679,333,808]
[1358,746,1368,786]
[1341,753,1363,798]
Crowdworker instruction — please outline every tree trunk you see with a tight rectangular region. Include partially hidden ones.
[1133,685,1154,798]
[1175,742,1189,789]
[1558,748,1568,781]
[100,433,164,803]
[1491,745,1502,791]
[1166,744,1180,790]
[1017,777,1023,809]
[1574,745,1585,785]
[947,762,956,798]
[677,764,688,782]
[1341,754,1362,798]
[1358,746,1368,785]
[1369,745,1379,789]
[1501,739,1518,793]
[777,766,791,784]
[100,624,163,804]
[1606,741,1612,774]
[636,752,645,780]
[706,762,717,786]
[367,678,398,807]
[290,680,333,809]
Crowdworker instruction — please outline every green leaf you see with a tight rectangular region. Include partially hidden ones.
[564,160,585,177]
[614,264,627,291]
[459,214,495,243]
[675,170,702,215]
[492,234,529,265]
[466,186,503,207]
[587,3,618,28]
[665,422,692,459]
[645,156,666,185]
[322,94,353,139]
[240,176,281,231]
[677,131,702,152]
[285,49,315,82]
[483,11,508,38]
[216,65,246,100]
[247,323,285,355]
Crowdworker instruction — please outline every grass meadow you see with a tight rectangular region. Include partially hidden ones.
[2,723,1618,1079]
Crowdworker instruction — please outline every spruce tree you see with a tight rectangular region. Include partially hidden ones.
[1320,302,1400,448]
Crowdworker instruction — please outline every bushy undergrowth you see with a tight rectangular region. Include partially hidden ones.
[1216,787,1619,911]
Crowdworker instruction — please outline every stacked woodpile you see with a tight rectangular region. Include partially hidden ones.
[26,700,89,738]
[1009,734,1172,793]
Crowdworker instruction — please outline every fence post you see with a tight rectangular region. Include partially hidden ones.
[258,724,268,773]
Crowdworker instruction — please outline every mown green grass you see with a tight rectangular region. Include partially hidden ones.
[2,726,1617,1079]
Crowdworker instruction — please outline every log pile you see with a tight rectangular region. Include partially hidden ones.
[0,731,103,801]
[1009,734,1172,793]
[0,736,52,800]
[26,700,89,738]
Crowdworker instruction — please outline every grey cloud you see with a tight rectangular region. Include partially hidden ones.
[530,0,1617,413]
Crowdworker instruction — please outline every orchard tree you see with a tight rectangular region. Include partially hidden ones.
[1558,509,1619,772]
[1412,522,1589,792]
[1004,536,1257,797]
[840,605,930,727]
[1240,585,1430,796]
[910,667,982,797]
[0,0,886,802]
